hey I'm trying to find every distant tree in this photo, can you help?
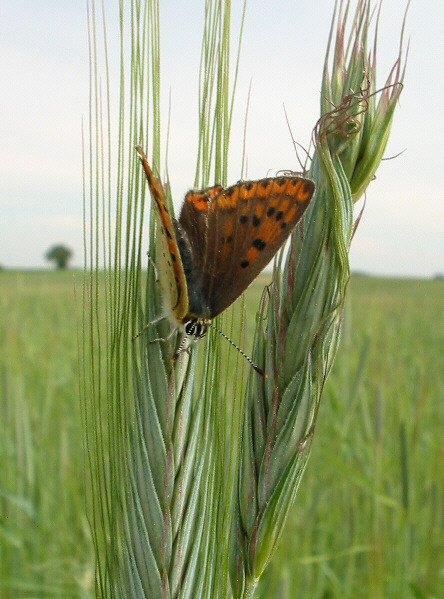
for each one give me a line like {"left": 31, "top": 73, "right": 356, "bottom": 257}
{"left": 45, "top": 244, "right": 73, "bottom": 270}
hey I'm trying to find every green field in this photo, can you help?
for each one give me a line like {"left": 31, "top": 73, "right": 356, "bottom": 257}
{"left": 1, "top": 271, "right": 443, "bottom": 597}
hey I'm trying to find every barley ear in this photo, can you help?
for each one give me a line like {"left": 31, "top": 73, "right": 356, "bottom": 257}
{"left": 83, "top": 0, "right": 249, "bottom": 596}
{"left": 229, "top": 2, "right": 409, "bottom": 596}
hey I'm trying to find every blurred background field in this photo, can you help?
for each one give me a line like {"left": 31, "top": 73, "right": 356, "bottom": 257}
{"left": 1, "top": 270, "right": 443, "bottom": 597}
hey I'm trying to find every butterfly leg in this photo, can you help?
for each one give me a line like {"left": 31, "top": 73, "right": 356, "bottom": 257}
{"left": 132, "top": 314, "right": 168, "bottom": 341}
{"left": 149, "top": 325, "right": 176, "bottom": 344}
{"left": 147, "top": 251, "right": 159, "bottom": 282}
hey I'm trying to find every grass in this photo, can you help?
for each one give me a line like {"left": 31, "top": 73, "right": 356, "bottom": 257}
{"left": 0, "top": 270, "right": 93, "bottom": 597}
{"left": 0, "top": 270, "right": 442, "bottom": 597}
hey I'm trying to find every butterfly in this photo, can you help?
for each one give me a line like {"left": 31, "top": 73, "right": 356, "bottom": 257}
{"left": 135, "top": 146, "right": 315, "bottom": 374}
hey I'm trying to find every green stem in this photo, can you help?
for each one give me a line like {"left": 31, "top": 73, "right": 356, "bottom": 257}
{"left": 243, "top": 578, "right": 258, "bottom": 599}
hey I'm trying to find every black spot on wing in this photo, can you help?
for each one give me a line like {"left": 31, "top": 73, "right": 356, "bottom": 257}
{"left": 252, "top": 238, "right": 266, "bottom": 251}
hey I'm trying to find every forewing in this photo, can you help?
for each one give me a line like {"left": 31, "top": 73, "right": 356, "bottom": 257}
{"left": 202, "top": 176, "right": 315, "bottom": 317}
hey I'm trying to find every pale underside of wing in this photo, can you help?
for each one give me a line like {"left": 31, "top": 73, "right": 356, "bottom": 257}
{"left": 153, "top": 211, "right": 186, "bottom": 321}
{"left": 136, "top": 146, "right": 189, "bottom": 321}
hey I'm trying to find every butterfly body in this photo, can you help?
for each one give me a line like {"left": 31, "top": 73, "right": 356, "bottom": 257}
{"left": 172, "top": 219, "right": 210, "bottom": 321}
{"left": 136, "top": 146, "right": 315, "bottom": 352}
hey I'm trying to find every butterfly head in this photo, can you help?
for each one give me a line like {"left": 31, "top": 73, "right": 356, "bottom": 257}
{"left": 183, "top": 318, "right": 209, "bottom": 340}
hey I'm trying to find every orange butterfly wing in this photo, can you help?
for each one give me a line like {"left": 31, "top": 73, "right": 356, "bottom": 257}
{"left": 201, "top": 176, "right": 315, "bottom": 318}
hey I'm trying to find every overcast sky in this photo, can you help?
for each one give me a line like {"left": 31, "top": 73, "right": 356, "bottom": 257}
{"left": 1, "top": 0, "right": 443, "bottom": 277}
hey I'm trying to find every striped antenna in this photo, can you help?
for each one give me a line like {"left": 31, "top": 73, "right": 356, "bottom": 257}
{"left": 208, "top": 322, "right": 267, "bottom": 378}
{"left": 171, "top": 324, "right": 267, "bottom": 378}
